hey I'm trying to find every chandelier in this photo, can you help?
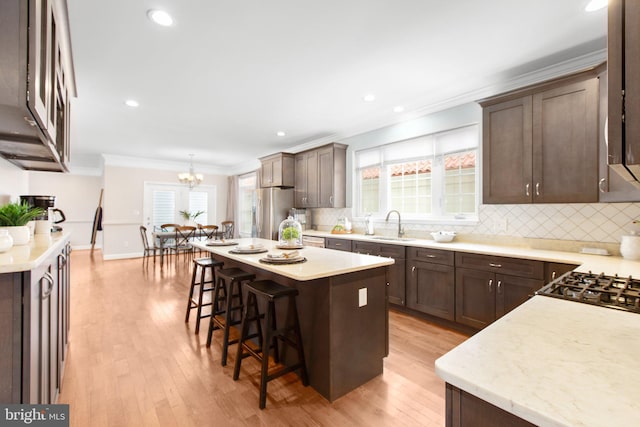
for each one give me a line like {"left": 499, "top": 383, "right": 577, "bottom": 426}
{"left": 178, "top": 154, "right": 204, "bottom": 189}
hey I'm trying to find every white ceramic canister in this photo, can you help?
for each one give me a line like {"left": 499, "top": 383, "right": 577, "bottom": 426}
{"left": 5, "top": 225, "right": 30, "bottom": 245}
{"left": 0, "top": 229, "right": 13, "bottom": 253}
{"left": 620, "top": 235, "right": 640, "bottom": 260}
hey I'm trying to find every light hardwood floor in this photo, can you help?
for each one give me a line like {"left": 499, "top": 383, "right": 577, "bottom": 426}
{"left": 58, "top": 250, "right": 469, "bottom": 426}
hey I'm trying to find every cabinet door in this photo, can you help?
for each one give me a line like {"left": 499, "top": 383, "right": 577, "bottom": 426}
{"left": 261, "top": 159, "right": 274, "bottom": 187}
{"left": 352, "top": 241, "right": 379, "bottom": 255}
{"left": 532, "top": 78, "right": 599, "bottom": 203}
{"left": 27, "top": 0, "right": 50, "bottom": 130}
{"left": 495, "top": 274, "right": 543, "bottom": 319}
{"left": 305, "top": 150, "right": 319, "bottom": 207}
{"left": 45, "top": 0, "right": 59, "bottom": 145}
{"left": 455, "top": 268, "right": 495, "bottom": 329}
{"left": 318, "top": 146, "right": 334, "bottom": 207}
{"left": 407, "top": 260, "right": 454, "bottom": 320}
{"left": 294, "top": 154, "right": 306, "bottom": 206}
{"left": 387, "top": 258, "right": 406, "bottom": 306}
{"left": 482, "top": 96, "right": 533, "bottom": 204}
{"left": 626, "top": 0, "right": 640, "bottom": 177}
{"left": 325, "top": 237, "right": 351, "bottom": 252}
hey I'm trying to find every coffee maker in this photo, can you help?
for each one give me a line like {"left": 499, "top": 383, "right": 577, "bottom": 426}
{"left": 20, "top": 195, "right": 66, "bottom": 233}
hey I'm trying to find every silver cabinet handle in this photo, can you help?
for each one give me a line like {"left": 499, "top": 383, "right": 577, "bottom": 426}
{"left": 551, "top": 271, "right": 557, "bottom": 280}
{"left": 426, "top": 254, "right": 437, "bottom": 258}
{"left": 535, "top": 182, "right": 540, "bottom": 196}
{"left": 411, "top": 266, "right": 416, "bottom": 275}
{"left": 42, "top": 272, "right": 54, "bottom": 299}
{"left": 525, "top": 183, "right": 530, "bottom": 196}
{"left": 488, "top": 279, "right": 493, "bottom": 293}
{"left": 599, "top": 178, "right": 607, "bottom": 193}
{"left": 329, "top": 195, "right": 333, "bottom": 206}
{"left": 489, "top": 263, "right": 502, "bottom": 268}
{"left": 497, "top": 280, "right": 502, "bottom": 294}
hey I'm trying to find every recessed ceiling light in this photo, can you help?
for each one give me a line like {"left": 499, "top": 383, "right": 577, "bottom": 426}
{"left": 276, "top": 131, "right": 286, "bottom": 137}
{"left": 585, "top": 0, "right": 607, "bottom": 12}
{"left": 125, "top": 99, "right": 139, "bottom": 107}
{"left": 393, "top": 106, "right": 405, "bottom": 113}
{"left": 363, "top": 94, "right": 376, "bottom": 102}
{"left": 147, "top": 9, "right": 174, "bottom": 26}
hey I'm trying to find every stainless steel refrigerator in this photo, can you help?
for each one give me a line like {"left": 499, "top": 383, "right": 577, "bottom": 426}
{"left": 253, "top": 187, "right": 294, "bottom": 240}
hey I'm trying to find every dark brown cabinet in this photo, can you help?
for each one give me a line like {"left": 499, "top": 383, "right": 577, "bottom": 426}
{"left": 325, "top": 237, "right": 352, "bottom": 252}
{"left": 294, "top": 143, "right": 347, "bottom": 208}
{"left": 406, "top": 247, "right": 455, "bottom": 320}
{"left": 353, "top": 241, "right": 406, "bottom": 306}
{"left": 0, "top": 240, "right": 70, "bottom": 403}
{"left": 607, "top": 0, "right": 640, "bottom": 189}
{"left": 455, "top": 253, "right": 544, "bottom": 329}
{"left": 0, "top": 0, "right": 75, "bottom": 172}
{"left": 259, "top": 152, "right": 295, "bottom": 187}
{"left": 481, "top": 68, "right": 600, "bottom": 204}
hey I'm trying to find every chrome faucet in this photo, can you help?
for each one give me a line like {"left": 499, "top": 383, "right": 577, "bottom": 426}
{"left": 385, "top": 210, "right": 404, "bottom": 238}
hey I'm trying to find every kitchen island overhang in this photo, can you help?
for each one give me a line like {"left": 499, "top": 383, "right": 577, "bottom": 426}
{"left": 191, "top": 238, "right": 394, "bottom": 402}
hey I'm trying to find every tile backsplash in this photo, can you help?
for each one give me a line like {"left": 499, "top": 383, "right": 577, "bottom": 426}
{"left": 311, "top": 203, "right": 640, "bottom": 247}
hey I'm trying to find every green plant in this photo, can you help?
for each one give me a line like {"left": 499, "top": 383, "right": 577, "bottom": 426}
{"left": 0, "top": 202, "right": 45, "bottom": 226}
{"left": 282, "top": 226, "right": 299, "bottom": 240}
{"left": 179, "top": 210, "right": 205, "bottom": 221}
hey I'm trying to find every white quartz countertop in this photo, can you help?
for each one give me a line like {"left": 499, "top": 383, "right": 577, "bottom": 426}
{"left": 435, "top": 296, "right": 640, "bottom": 427}
{"left": 304, "top": 230, "right": 640, "bottom": 277}
{"left": 191, "top": 237, "right": 393, "bottom": 281}
{"left": 0, "top": 232, "right": 70, "bottom": 273}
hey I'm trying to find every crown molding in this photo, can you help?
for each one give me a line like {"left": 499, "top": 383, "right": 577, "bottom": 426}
{"left": 101, "top": 154, "right": 230, "bottom": 175}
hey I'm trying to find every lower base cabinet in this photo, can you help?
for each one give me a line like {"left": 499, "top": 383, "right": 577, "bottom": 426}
{"left": 352, "top": 241, "right": 406, "bottom": 306}
{"left": 446, "top": 383, "right": 536, "bottom": 427}
{"left": 406, "top": 247, "right": 455, "bottom": 320}
{"left": 0, "top": 240, "right": 70, "bottom": 404}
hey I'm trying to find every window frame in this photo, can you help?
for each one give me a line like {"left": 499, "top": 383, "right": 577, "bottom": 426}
{"left": 354, "top": 124, "right": 480, "bottom": 224}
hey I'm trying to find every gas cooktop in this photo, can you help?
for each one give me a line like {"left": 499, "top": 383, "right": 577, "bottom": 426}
{"left": 536, "top": 271, "right": 640, "bottom": 314}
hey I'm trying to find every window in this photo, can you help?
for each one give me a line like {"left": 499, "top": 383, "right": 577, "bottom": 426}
{"left": 143, "top": 183, "right": 216, "bottom": 230}
{"left": 237, "top": 172, "right": 257, "bottom": 237}
{"left": 355, "top": 124, "right": 479, "bottom": 220}
{"left": 152, "top": 190, "right": 175, "bottom": 228}
{"left": 188, "top": 191, "right": 208, "bottom": 224}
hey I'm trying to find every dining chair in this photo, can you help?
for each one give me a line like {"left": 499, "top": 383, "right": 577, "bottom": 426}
{"left": 174, "top": 226, "right": 197, "bottom": 264}
{"left": 200, "top": 224, "right": 219, "bottom": 240}
{"left": 220, "top": 221, "right": 234, "bottom": 239}
{"left": 139, "top": 225, "right": 164, "bottom": 265}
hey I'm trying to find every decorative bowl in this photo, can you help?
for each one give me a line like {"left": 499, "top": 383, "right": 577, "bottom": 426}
{"left": 431, "top": 231, "right": 456, "bottom": 243}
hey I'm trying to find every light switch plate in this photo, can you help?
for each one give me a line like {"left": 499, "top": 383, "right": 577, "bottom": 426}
{"left": 358, "top": 288, "right": 367, "bottom": 307}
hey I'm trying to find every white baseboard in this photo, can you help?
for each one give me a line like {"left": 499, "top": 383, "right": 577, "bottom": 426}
{"left": 71, "top": 244, "right": 100, "bottom": 250}
{"left": 103, "top": 252, "right": 142, "bottom": 260}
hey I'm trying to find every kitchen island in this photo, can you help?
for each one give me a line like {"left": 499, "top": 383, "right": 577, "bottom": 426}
{"left": 435, "top": 295, "right": 640, "bottom": 427}
{"left": 191, "top": 238, "right": 394, "bottom": 402}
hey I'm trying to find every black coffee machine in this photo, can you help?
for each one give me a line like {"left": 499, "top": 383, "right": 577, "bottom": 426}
{"left": 20, "top": 195, "right": 66, "bottom": 232}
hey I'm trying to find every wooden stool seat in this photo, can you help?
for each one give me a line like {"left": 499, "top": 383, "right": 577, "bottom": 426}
{"left": 233, "top": 280, "right": 308, "bottom": 409}
{"left": 185, "top": 257, "right": 224, "bottom": 334}
{"left": 206, "top": 268, "right": 256, "bottom": 366}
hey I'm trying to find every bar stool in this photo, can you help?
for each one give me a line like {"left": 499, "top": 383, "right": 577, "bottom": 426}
{"left": 185, "top": 257, "right": 224, "bottom": 334}
{"left": 232, "top": 280, "right": 308, "bottom": 409}
{"left": 206, "top": 267, "right": 256, "bottom": 366}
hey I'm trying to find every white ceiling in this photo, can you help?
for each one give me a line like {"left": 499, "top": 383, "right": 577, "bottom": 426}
{"left": 66, "top": 0, "right": 607, "bottom": 174}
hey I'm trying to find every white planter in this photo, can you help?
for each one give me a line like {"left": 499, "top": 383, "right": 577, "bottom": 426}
{"left": 2, "top": 225, "right": 31, "bottom": 245}
{"left": 0, "top": 229, "right": 13, "bottom": 253}
{"left": 620, "top": 235, "right": 640, "bottom": 260}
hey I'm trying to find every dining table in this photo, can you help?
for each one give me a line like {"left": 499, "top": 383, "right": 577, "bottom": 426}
{"left": 153, "top": 229, "right": 212, "bottom": 267}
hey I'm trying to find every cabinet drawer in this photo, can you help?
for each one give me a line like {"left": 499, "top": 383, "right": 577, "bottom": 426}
{"left": 325, "top": 238, "right": 352, "bottom": 252}
{"left": 352, "top": 241, "right": 379, "bottom": 255}
{"left": 407, "top": 246, "right": 454, "bottom": 266}
{"left": 455, "top": 252, "right": 544, "bottom": 280}
{"left": 378, "top": 243, "right": 405, "bottom": 260}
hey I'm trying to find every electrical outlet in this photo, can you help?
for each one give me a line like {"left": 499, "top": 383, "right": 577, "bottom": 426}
{"left": 358, "top": 288, "right": 367, "bottom": 307}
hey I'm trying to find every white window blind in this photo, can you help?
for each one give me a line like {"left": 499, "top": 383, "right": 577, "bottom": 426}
{"left": 152, "top": 190, "right": 175, "bottom": 228}
{"left": 188, "top": 191, "right": 208, "bottom": 224}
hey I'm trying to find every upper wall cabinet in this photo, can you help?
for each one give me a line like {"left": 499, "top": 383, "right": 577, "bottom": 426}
{"left": 259, "top": 152, "right": 295, "bottom": 187}
{"left": 607, "top": 0, "right": 640, "bottom": 191}
{"left": 294, "top": 143, "right": 347, "bottom": 208}
{"left": 0, "top": 0, "right": 75, "bottom": 172}
{"left": 480, "top": 67, "right": 600, "bottom": 204}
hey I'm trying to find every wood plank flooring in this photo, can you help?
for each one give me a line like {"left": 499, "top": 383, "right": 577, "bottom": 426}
{"left": 58, "top": 250, "right": 469, "bottom": 426}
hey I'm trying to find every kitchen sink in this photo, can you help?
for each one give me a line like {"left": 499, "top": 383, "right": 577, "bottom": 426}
{"left": 371, "top": 236, "right": 415, "bottom": 242}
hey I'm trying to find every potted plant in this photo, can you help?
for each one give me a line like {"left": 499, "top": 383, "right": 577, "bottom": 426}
{"left": 179, "top": 209, "right": 205, "bottom": 225}
{"left": 282, "top": 226, "right": 300, "bottom": 246}
{"left": 0, "top": 202, "right": 45, "bottom": 245}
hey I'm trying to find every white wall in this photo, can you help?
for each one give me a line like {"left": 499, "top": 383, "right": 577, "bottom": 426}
{"left": 27, "top": 171, "right": 103, "bottom": 249}
{"left": 0, "top": 157, "right": 29, "bottom": 204}
{"left": 102, "top": 165, "right": 229, "bottom": 259}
